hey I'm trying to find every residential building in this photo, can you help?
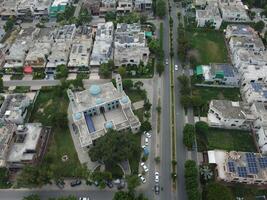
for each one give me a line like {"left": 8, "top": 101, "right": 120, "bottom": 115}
{"left": 68, "top": 26, "right": 93, "bottom": 72}
{"left": 208, "top": 100, "right": 255, "bottom": 129}
{"left": 90, "top": 22, "right": 114, "bottom": 66}
{"left": 114, "top": 23, "right": 149, "bottom": 66}
{"left": 225, "top": 24, "right": 257, "bottom": 39}
{"left": 67, "top": 74, "right": 141, "bottom": 148}
{"left": 117, "top": 0, "right": 133, "bottom": 15}
{"left": 133, "top": 0, "right": 152, "bottom": 11}
{"left": 0, "top": 94, "right": 32, "bottom": 125}
{"left": 25, "top": 42, "right": 51, "bottom": 68}
{"left": 99, "top": 0, "right": 116, "bottom": 17}
{"left": 7, "top": 123, "right": 48, "bottom": 169}
{"left": 49, "top": 0, "right": 72, "bottom": 18}
{"left": 195, "top": 63, "right": 239, "bottom": 86}
{"left": 0, "top": 0, "right": 18, "bottom": 18}
{"left": 32, "top": 0, "right": 52, "bottom": 17}
{"left": 0, "top": 43, "right": 9, "bottom": 68}
{"left": 241, "top": 82, "right": 267, "bottom": 104}
{"left": 239, "top": 65, "right": 267, "bottom": 87}
{"left": 219, "top": 4, "right": 249, "bottom": 22}
{"left": 83, "top": 0, "right": 100, "bottom": 16}
{"left": 0, "top": 27, "right": 6, "bottom": 41}
{"left": 46, "top": 42, "right": 71, "bottom": 74}
{"left": 208, "top": 150, "right": 267, "bottom": 185}
{"left": 16, "top": 0, "right": 34, "bottom": 19}
{"left": 55, "top": 24, "right": 76, "bottom": 43}
{"left": 195, "top": 2, "right": 222, "bottom": 29}
{"left": 0, "top": 123, "right": 17, "bottom": 167}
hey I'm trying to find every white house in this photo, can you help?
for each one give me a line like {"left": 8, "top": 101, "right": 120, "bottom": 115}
{"left": 241, "top": 82, "right": 267, "bottom": 104}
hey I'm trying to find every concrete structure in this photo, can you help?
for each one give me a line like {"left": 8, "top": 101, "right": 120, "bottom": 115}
{"left": 207, "top": 100, "right": 255, "bottom": 129}
{"left": 49, "top": 0, "right": 72, "bottom": 18}
{"left": 241, "top": 82, "right": 267, "bottom": 104}
{"left": 46, "top": 42, "right": 71, "bottom": 74}
{"left": 68, "top": 26, "right": 93, "bottom": 72}
{"left": 0, "top": 124, "right": 17, "bottom": 167}
{"left": 0, "top": 43, "right": 9, "bottom": 68}
{"left": 99, "top": 0, "right": 116, "bottom": 17}
{"left": 195, "top": 63, "right": 239, "bottom": 86}
{"left": 16, "top": 0, "right": 34, "bottom": 19}
{"left": 7, "top": 123, "right": 48, "bottom": 168}
{"left": 55, "top": 24, "right": 76, "bottom": 43}
{"left": 114, "top": 23, "right": 149, "bottom": 66}
{"left": 133, "top": 0, "right": 152, "bottom": 11}
{"left": 0, "top": 27, "right": 6, "bottom": 41}
{"left": 90, "top": 22, "right": 114, "bottom": 66}
{"left": 117, "top": 0, "right": 133, "bottom": 15}
{"left": 239, "top": 65, "right": 267, "bottom": 87}
{"left": 25, "top": 42, "right": 51, "bottom": 68}
{"left": 0, "top": 0, "right": 18, "bottom": 18}
{"left": 225, "top": 24, "right": 257, "bottom": 40}
{"left": 208, "top": 150, "right": 267, "bottom": 185}
{"left": 32, "top": 0, "right": 52, "bottom": 17}
{"left": 195, "top": 2, "right": 222, "bottom": 29}
{"left": 67, "top": 74, "right": 141, "bottom": 148}
{"left": 83, "top": 0, "right": 100, "bottom": 16}
{"left": 219, "top": 3, "right": 249, "bottom": 22}
{"left": 0, "top": 94, "right": 32, "bottom": 125}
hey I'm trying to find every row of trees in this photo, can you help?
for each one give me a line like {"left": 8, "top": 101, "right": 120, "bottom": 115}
{"left": 113, "top": 191, "right": 148, "bottom": 200}
{"left": 183, "top": 124, "right": 196, "bottom": 149}
{"left": 23, "top": 194, "right": 77, "bottom": 200}
{"left": 57, "top": 6, "right": 91, "bottom": 25}
{"left": 184, "top": 160, "right": 201, "bottom": 200}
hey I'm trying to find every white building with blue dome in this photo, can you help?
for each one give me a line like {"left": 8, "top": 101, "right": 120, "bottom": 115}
{"left": 67, "top": 74, "right": 141, "bottom": 148}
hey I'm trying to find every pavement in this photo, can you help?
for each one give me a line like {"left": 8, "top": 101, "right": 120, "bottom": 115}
{"left": 3, "top": 80, "right": 61, "bottom": 87}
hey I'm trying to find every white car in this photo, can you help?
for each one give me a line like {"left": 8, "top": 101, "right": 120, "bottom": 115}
{"left": 79, "top": 198, "right": 90, "bottom": 200}
{"left": 144, "top": 131, "right": 151, "bottom": 138}
{"left": 145, "top": 138, "right": 149, "bottom": 146}
{"left": 155, "top": 172, "right": 160, "bottom": 183}
{"left": 138, "top": 174, "right": 146, "bottom": 184}
{"left": 175, "top": 65, "right": 178, "bottom": 71}
{"left": 165, "top": 59, "right": 169, "bottom": 65}
{"left": 142, "top": 145, "right": 146, "bottom": 149}
{"left": 141, "top": 162, "right": 149, "bottom": 172}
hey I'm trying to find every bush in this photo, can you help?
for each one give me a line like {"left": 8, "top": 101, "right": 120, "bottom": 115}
{"left": 183, "top": 124, "right": 196, "bottom": 149}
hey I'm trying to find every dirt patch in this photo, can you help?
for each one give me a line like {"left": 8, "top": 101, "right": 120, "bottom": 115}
{"left": 188, "top": 49, "right": 201, "bottom": 63}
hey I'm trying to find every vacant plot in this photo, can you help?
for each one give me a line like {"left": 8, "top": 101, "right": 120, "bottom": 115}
{"left": 206, "top": 128, "right": 256, "bottom": 152}
{"left": 187, "top": 29, "right": 229, "bottom": 65}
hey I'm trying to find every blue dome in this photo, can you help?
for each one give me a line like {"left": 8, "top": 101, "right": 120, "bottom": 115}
{"left": 89, "top": 85, "right": 101, "bottom": 96}
{"left": 105, "top": 121, "right": 113, "bottom": 129}
{"left": 95, "top": 98, "right": 104, "bottom": 105}
{"left": 74, "top": 112, "right": 82, "bottom": 120}
{"left": 121, "top": 96, "right": 129, "bottom": 104}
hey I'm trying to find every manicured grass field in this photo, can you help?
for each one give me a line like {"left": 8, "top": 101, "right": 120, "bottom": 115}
{"left": 206, "top": 128, "right": 256, "bottom": 152}
{"left": 187, "top": 29, "right": 229, "bottom": 65}
{"left": 127, "top": 89, "right": 147, "bottom": 103}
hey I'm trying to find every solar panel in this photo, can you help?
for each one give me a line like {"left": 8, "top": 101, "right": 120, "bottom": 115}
{"left": 246, "top": 153, "right": 256, "bottom": 162}
{"left": 237, "top": 167, "right": 247, "bottom": 177}
{"left": 228, "top": 161, "right": 235, "bottom": 172}
{"left": 248, "top": 162, "right": 258, "bottom": 174}
{"left": 220, "top": 64, "right": 234, "bottom": 77}
{"left": 259, "top": 157, "right": 267, "bottom": 168}
{"left": 251, "top": 82, "right": 262, "bottom": 92}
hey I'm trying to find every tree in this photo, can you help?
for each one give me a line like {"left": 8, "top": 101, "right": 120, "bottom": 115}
{"left": 0, "top": 77, "right": 3, "bottom": 93}
{"left": 183, "top": 124, "right": 196, "bottom": 149}
{"left": 178, "top": 75, "right": 191, "bottom": 95}
{"left": 99, "top": 63, "right": 112, "bottom": 78}
{"left": 89, "top": 130, "right": 140, "bottom": 165}
{"left": 154, "top": 156, "right": 160, "bottom": 163}
{"left": 23, "top": 194, "right": 40, "bottom": 200}
{"left": 56, "top": 5, "right": 75, "bottom": 22}
{"left": 140, "top": 121, "right": 152, "bottom": 132}
{"left": 122, "top": 79, "right": 133, "bottom": 91}
{"left": 148, "top": 39, "right": 161, "bottom": 55}
{"left": 77, "top": 8, "right": 92, "bottom": 25}
{"left": 118, "top": 66, "right": 126, "bottom": 78}
{"left": 134, "top": 81, "right": 143, "bottom": 90}
{"left": 206, "top": 183, "right": 234, "bottom": 200}
{"left": 140, "top": 14, "right": 147, "bottom": 24}
{"left": 156, "top": 60, "right": 164, "bottom": 75}
{"left": 91, "top": 171, "right": 112, "bottom": 189}
{"left": 191, "top": 95, "right": 205, "bottom": 108}
{"left": 156, "top": 0, "right": 166, "bottom": 18}
{"left": 105, "top": 11, "right": 116, "bottom": 22}
{"left": 126, "top": 175, "right": 140, "bottom": 192}
{"left": 0, "top": 167, "right": 11, "bottom": 188}
{"left": 195, "top": 121, "right": 209, "bottom": 136}
{"left": 56, "top": 65, "right": 68, "bottom": 79}
{"left": 254, "top": 20, "right": 265, "bottom": 32}
{"left": 180, "top": 95, "right": 192, "bottom": 108}
{"left": 143, "top": 100, "right": 152, "bottom": 111}
{"left": 113, "top": 191, "right": 135, "bottom": 200}
{"left": 4, "top": 16, "right": 15, "bottom": 32}
{"left": 200, "top": 165, "right": 213, "bottom": 182}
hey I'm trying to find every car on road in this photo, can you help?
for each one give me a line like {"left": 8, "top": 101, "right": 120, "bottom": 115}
{"left": 155, "top": 172, "right": 159, "bottom": 183}
{"left": 138, "top": 174, "right": 146, "bottom": 184}
{"left": 141, "top": 162, "right": 149, "bottom": 172}
{"left": 165, "top": 59, "right": 169, "bottom": 65}
{"left": 145, "top": 137, "right": 149, "bottom": 146}
{"left": 144, "top": 131, "right": 151, "bottom": 138}
{"left": 175, "top": 65, "right": 178, "bottom": 71}
{"left": 70, "top": 179, "right": 82, "bottom": 187}
{"left": 79, "top": 198, "right": 90, "bottom": 200}
{"left": 155, "top": 184, "right": 160, "bottom": 195}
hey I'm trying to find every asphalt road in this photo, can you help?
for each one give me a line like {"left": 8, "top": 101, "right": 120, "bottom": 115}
{"left": 0, "top": 190, "right": 115, "bottom": 200}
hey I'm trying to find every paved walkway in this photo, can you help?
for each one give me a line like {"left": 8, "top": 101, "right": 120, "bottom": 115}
{"left": 132, "top": 100, "right": 144, "bottom": 110}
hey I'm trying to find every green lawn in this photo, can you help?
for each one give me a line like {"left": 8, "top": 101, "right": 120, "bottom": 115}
{"left": 187, "top": 29, "right": 229, "bottom": 65}
{"left": 126, "top": 89, "right": 147, "bottom": 103}
{"left": 206, "top": 128, "right": 256, "bottom": 152}
{"left": 192, "top": 86, "right": 241, "bottom": 116}
{"left": 13, "top": 86, "right": 30, "bottom": 93}
{"left": 133, "top": 108, "right": 144, "bottom": 123}
{"left": 30, "top": 88, "right": 83, "bottom": 178}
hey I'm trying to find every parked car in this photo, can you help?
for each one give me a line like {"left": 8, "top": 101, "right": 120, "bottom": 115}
{"left": 141, "top": 162, "right": 149, "bottom": 172}
{"left": 175, "top": 65, "right": 178, "bottom": 71}
{"left": 145, "top": 138, "right": 149, "bottom": 146}
{"left": 138, "top": 174, "right": 146, "bottom": 184}
{"left": 106, "top": 180, "right": 113, "bottom": 188}
{"left": 144, "top": 131, "right": 151, "bottom": 138}
{"left": 79, "top": 198, "right": 90, "bottom": 200}
{"left": 155, "top": 172, "right": 159, "bottom": 183}
{"left": 155, "top": 184, "right": 160, "bottom": 195}
{"left": 56, "top": 179, "right": 65, "bottom": 189}
{"left": 70, "top": 179, "right": 82, "bottom": 187}
{"left": 142, "top": 145, "right": 146, "bottom": 149}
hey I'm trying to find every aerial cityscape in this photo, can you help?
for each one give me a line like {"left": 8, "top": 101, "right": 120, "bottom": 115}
{"left": 0, "top": 0, "right": 266, "bottom": 199}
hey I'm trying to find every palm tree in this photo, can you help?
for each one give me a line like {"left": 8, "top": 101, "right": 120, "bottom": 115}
{"left": 200, "top": 165, "right": 213, "bottom": 181}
